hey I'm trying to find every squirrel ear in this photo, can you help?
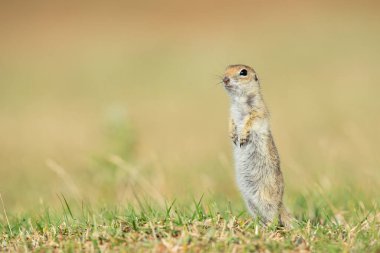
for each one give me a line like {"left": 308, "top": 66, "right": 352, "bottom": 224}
{"left": 254, "top": 74, "right": 259, "bottom": 82}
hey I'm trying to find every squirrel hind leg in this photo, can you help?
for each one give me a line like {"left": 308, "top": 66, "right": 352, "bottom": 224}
{"left": 247, "top": 199, "right": 280, "bottom": 226}
{"left": 279, "top": 206, "right": 296, "bottom": 229}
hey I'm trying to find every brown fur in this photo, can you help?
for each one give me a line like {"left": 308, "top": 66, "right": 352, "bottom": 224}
{"left": 240, "top": 109, "right": 267, "bottom": 146}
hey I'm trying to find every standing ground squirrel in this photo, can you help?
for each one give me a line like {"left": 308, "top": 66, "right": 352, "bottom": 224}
{"left": 222, "top": 64, "right": 293, "bottom": 228}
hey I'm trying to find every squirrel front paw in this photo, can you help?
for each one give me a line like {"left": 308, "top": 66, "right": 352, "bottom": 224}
{"left": 231, "top": 133, "right": 238, "bottom": 145}
{"left": 239, "top": 130, "right": 251, "bottom": 147}
{"left": 229, "top": 119, "right": 238, "bottom": 146}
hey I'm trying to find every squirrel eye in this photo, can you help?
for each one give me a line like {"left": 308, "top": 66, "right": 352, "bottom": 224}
{"left": 239, "top": 69, "right": 248, "bottom": 76}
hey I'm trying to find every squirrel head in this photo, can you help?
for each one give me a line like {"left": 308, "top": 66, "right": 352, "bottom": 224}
{"left": 222, "top": 64, "right": 260, "bottom": 97}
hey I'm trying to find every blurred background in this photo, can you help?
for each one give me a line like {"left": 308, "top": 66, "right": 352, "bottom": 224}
{"left": 0, "top": 0, "right": 379, "bottom": 212}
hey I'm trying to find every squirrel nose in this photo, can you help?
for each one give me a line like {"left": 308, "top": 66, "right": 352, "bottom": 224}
{"left": 223, "top": 76, "right": 230, "bottom": 84}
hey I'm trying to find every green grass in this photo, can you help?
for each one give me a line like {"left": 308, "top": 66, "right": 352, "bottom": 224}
{"left": 1, "top": 195, "right": 379, "bottom": 252}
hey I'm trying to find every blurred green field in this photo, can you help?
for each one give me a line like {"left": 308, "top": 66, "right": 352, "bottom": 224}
{"left": 0, "top": 1, "right": 380, "bottom": 251}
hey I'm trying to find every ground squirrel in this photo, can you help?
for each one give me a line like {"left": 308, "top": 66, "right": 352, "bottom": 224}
{"left": 222, "top": 64, "right": 293, "bottom": 228}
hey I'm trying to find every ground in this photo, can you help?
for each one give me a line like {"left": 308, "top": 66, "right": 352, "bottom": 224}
{"left": 1, "top": 194, "right": 379, "bottom": 252}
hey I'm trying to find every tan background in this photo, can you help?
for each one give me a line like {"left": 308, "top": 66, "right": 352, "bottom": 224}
{"left": 0, "top": 0, "right": 379, "bottom": 210}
